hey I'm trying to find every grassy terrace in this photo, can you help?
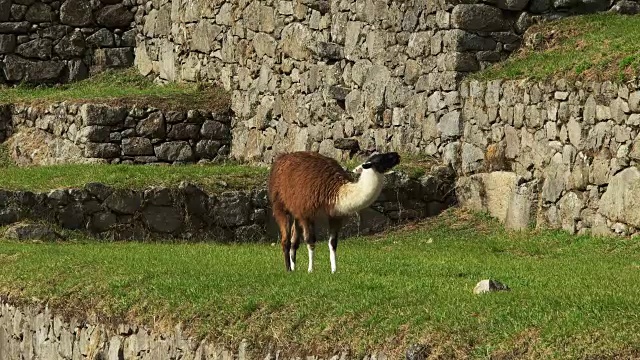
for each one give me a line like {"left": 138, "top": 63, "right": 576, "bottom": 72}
{"left": 0, "top": 162, "right": 270, "bottom": 193}
{"left": 0, "top": 69, "right": 230, "bottom": 112}
{"left": 474, "top": 13, "right": 640, "bottom": 82}
{"left": 0, "top": 147, "right": 436, "bottom": 192}
{"left": 2, "top": 210, "right": 640, "bottom": 359}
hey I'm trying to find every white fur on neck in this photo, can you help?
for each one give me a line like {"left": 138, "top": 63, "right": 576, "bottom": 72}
{"left": 334, "top": 168, "right": 385, "bottom": 216}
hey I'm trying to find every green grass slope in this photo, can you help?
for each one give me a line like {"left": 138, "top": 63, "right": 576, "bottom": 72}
{"left": 0, "top": 163, "right": 269, "bottom": 193}
{"left": 2, "top": 210, "right": 640, "bottom": 359}
{"left": 0, "top": 69, "right": 229, "bottom": 112}
{"left": 474, "top": 13, "right": 640, "bottom": 82}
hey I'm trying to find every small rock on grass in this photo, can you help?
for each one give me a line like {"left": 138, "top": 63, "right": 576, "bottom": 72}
{"left": 473, "top": 279, "right": 510, "bottom": 294}
{"left": 4, "top": 223, "right": 61, "bottom": 241}
{"left": 406, "top": 343, "right": 430, "bottom": 360}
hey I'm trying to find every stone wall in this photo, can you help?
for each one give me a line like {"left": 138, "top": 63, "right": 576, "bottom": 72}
{"left": 135, "top": 0, "right": 634, "bottom": 164}
{"left": 0, "top": 0, "right": 138, "bottom": 84}
{"left": 136, "top": 0, "right": 530, "bottom": 163}
{"left": 1, "top": 102, "right": 232, "bottom": 165}
{"left": 0, "top": 166, "right": 456, "bottom": 241}
{"left": 0, "top": 301, "right": 378, "bottom": 360}
{"left": 454, "top": 79, "right": 640, "bottom": 237}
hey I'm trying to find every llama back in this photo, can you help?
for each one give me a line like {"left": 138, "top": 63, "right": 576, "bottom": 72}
{"left": 268, "top": 151, "right": 352, "bottom": 218}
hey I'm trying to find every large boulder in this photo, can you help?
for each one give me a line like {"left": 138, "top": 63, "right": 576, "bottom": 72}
{"left": 81, "top": 104, "right": 127, "bottom": 126}
{"left": 451, "top": 4, "right": 509, "bottom": 32}
{"left": 96, "top": 4, "right": 134, "bottom": 28}
{"left": 4, "top": 223, "right": 61, "bottom": 241}
{"left": 60, "top": 0, "right": 94, "bottom": 26}
{"left": 598, "top": 167, "right": 640, "bottom": 228}
{"left": 456, "top": 171, "right": 521, "bottom": 223}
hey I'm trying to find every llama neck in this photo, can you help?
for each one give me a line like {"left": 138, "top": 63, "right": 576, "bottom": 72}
{"left": 333, "top": 169, "right": 385, "bottom": 216}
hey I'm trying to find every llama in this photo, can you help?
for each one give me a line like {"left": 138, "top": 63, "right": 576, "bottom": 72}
{"left": 268, "top": 151, "right": 401, "bottom": 273}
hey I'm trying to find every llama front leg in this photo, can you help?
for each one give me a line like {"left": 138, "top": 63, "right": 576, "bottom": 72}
{"left": 328, "top": 217, "right": 342, "bottom": 274}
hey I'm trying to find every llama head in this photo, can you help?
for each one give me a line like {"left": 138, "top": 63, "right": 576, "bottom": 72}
{"left": 353, "top": 152, "right": 401, "bottom": 175}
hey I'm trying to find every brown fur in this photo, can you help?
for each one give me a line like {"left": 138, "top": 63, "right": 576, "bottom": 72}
{"left": 268, "top": 151, "right": 353, "bottom": 271}
{"left": 268, "top": 151, "right": 352, "bottom": 219}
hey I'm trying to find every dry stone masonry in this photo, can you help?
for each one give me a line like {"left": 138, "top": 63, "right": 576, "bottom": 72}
{"left": 0, "top": 0, "right": 138, "bottom": 84}
{"left": 0, "top": 166, "right": 456, "bottom": 241}
{"left": 136, "top": 0, "right": 531, "bottom": 163}
{"left": 135, "top": 0, "right": 635, "bottom": 164}
{"left": 455, "top": 79, "right": 640, "bottom": 237}
{"left": 1, "top": 102, "right": 232, "bottom": 165}
{"left": 0, "top": 301, "right": 387, "bottom": 360}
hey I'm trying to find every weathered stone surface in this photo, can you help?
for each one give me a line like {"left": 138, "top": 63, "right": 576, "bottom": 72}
{"left": 488, "top": 0, "right": 530, "bottom": 10}
{"left": 58, "top": 203, "right": 85, "bottom": 229}
{"left": 96, "top": 4, "right": 134, "bottom": 28}
{"left": 81, "top": 104, "right": 127, "bottom": 126}
{"left": 0, "top": 22, "right": 30, "bottom": 33}
{"left": 122, "top": 137, "right": 154, "bottom": 156}
{"left": 60, "top": 0, "right": 93, "bottom": 26}
{"left": 610, "top": 0, "right": 640, "bottom": 14}
{"left": 84, "top": 143, "right": 120, "bottom": 158}
{"left": 281, "top": 23, "right": 312, "bottom": 60}
{"left": 451, "top": 4, "right": 509, "bottom": 32}
{"left": 104, "top": 190, "right": 142, "bottom": 215}
{"left": 16, "top": 39, "right": 52, "bottom": 59}
{"left": 4, "top": 223, "right": 60, "bottom": 241}
{"left": 88, "top": 211, "right": 117, "bottom": 232}
{"left": 201, "top": 121, "right": 230, "bottom": 140}
{"left": 4, "top": 55, "right": 64, "bottom": 83}
{"left": 461, "top": 143, "right": 484, "bottom": 174}
{"left": 438, "top": 111, "right": 462, "bottom": 138}
{"left": 0, "top": 34, "right": 16, "bottom": 54}
{"left": 86, "top": 28, "right": 115, "bottom": 47}
{"left": 599, "top": 167, "right": 640, "bottom": 228}
{"left": 79, "top": 126, "right": 110, "bottom": 142}
{"left": 136, "top": 112, "right": 166, "bottom": 138}
{"left": 505, "top": 180, "right": 539, "bottom": 230}
{"left": 155, "top": 141, "right": 194, "bottom": 162}
{"left": 446, "top": 29, "right": 497, "bottom": 51}
{"left": 94, "top": 48, "right": 135, "bottom": 68}
{"left": 191, "top": 21, "right": 222, "bottom": 53}
{"left": 195, "top": 140, "right": 222, "bottom": 159}
{"left": 24, "top": 3, "right": 53, "bottom": 23}
{"left": 168, "top": 123, "right": 200, "bottom": 140}
{"left": 406, "top": 344, "right": 431, "bottom": 360}
{"left": 213, "top": 192, "right": 250, "bottom": 227}
{"left": 54, "top": 32, "right": 85, "bottom": 58}
{"left": 457, "top": 172, "right": 519, "bottom": 223}
{"left": 65, "top": 59, "right": 89, "bottom": 83}
{"left": 541, "top": 153, "right": 567, "bottom": 203}
{"left": 473, "top": 279, "right": 510, "bottom": 294}
{"left": 0, "top": 0, "right": 10, "bottom": 22}
{"left": 143, "top": 206, "right": 184, "bottom": 233}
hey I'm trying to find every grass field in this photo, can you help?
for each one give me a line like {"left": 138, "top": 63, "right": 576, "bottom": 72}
{"left": 0, "top": 151, "right": 436, "bottom": 193}
{"left": 474, "top": 13, "right": 640, "bottom": 82}
{"left": 0, "top": 69, "right": 229, "bottom": 112}
{"left": 1, "top": 209, "right": 640, "bottom": 359}
{"left": 0, "top": 163, "right": 270, "bottom": 193}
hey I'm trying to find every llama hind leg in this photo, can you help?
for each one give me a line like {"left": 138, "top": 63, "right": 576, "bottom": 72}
{"left": 328, "top": 217, "right": 342, "bottom": 274}
{"left": 273, "top": 202, "right": 292, "bottom": 271}
{"left": 298, "top": 218, "right": 316, "bottom": 273}
{"left": 289, "top": 220, "right": 300, "bottom": 271}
